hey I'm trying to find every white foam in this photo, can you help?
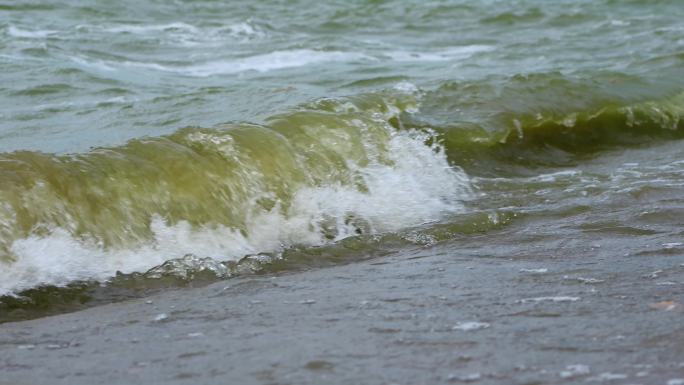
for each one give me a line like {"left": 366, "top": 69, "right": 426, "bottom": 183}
{"left": 70, "top": 56, "right": 116, "bottom": 72}
{"left": 518, "top": 296, "right": 581, "bottom": 303}
{"left": 452, "top": 322, "right": 490, "bottom": 331}
{"left": 384, "top": 45, "right": 494, "bottom": 62}
{"left": 76, "top": 21, "right": 267, "bottom": 49}
{"left": 225, "top": 22, "right": 264, "bottom": 38}
{"left": 609, "top": 20, "right": 630, "bottom": 27}
{"left": 181, "top": 49, "right": 374, "bottom": 76}
{"left": 393, "top": 81, "right": 419, "bottom": 93}
{"left": 559, "top": 364, "right": 590, "bottom": 379}
{"left": 102, "top": 22, "right": 264, "bottom": 40}
{"left": 587, "top": 373, "right": 627, "bottom": 382}
{"left": 103, "top": 23, "right": 199, "bottom": 34}
{"left": 70, "top": 49, "right": 374, "bottom": 77}
{"left": 7, "top": 26, "right": 58, "bottom": 39}
{"left": 0, "top": 129, "right": 470, "bottom": 295}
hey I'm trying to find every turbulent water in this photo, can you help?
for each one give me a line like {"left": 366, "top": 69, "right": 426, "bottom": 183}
{"left": 1, "top": 0, "right": 684, "bottom": 317}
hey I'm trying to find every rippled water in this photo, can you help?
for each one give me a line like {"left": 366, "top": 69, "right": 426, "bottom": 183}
{"left": 1, "top": 0, "right": 683, "bottom": 319}
{"left": 3, "top": 0, "right": 682, "bottom": 152}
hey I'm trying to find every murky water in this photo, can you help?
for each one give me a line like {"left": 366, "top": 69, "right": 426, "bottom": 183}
{"left": 1, "top": 0, "right": 683, "bottom": 332}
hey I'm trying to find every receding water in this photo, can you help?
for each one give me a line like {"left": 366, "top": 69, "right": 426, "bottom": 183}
{"left": 1, "top": 0, "right": 684, "bottom": 320}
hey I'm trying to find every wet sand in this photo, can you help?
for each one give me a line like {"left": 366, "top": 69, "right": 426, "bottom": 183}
{"left": 1, "top": 228, "right": 683, "bottom": 385}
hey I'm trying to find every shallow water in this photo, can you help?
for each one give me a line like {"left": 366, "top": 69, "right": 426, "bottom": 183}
{"left": 1, "top": 0, "right": 684, "bottom": 319}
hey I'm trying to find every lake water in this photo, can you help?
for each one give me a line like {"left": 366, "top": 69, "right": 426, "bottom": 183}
{"left": 1, "top": 0, "right": 683, "bottom": 320}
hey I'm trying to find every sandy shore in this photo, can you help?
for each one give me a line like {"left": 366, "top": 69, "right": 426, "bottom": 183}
{"left": 1, "top": 229, "right": 683, "bottom": 385}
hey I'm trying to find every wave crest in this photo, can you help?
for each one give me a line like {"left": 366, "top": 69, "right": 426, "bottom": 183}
{"left": 0, "top": 93, "right": 471, "bottom": 295}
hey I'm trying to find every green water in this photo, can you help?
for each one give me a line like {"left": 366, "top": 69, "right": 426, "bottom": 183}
{"left": 1, "top": 0, "right": 684, "bottom": 318}
{"left": 3, "top": 0, "right": 683, "bottom": 152}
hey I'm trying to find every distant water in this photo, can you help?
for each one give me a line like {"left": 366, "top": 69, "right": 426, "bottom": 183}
{"left": 1, "top": 0, "right": 683, "bottom": 308}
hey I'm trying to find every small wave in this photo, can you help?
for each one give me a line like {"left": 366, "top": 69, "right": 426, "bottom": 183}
{"left": 6, "top": 25, "right": 58, "bottom": 39}
{"left": 73, "top": 46, "right": 488, "bottom": 77}
{"left": 393, "top": 81, "right": 420, "bottom": 93}
{"left": 103, "top": 22, "right": 200, "bottom": 34}
{"left": 184, "top": 49, "right": 374, "bottom": 76}
{"left": 480, "top": 8, "right": 545, "bottom": 25}
{"left": 224, "top": 21, "right": 265, "bottom": 38}
{"left": 86, "top": 21, "right": 267, "bottom": 46}
{"left": 395, "top": 73, "right": 684, "bottom": 173}
{"left": 384, "top": 45, "right": 494, "bottom": 62}
{"left": 81, "top": 49, "right": 375, "bottom": 77}
{"left": 69, "top": 56, "right": 117, "bottom": 72}
{"left": 69, "top": 45, "right": 487, "bottom": 77}
{"left": 11, "top": 83, "right": 77, "bottom": 96}
{"left": 427, "top": 93, "right": 684, "bottom": 173}
{"left": 101, "top": 21, "right": 264, "bottom": 39}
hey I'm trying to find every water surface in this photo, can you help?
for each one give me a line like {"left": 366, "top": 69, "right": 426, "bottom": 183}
{"left": 1, "top": 0, "right": 683, "bottom": 319}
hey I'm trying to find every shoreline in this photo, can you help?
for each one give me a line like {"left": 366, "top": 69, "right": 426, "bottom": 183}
{"left": 1, "top": 234, "right": 683, "bottom": 385}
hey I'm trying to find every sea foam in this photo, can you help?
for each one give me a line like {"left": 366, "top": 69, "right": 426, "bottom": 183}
{"left": 0, "top": 127, "right": 470, "bottom": 295}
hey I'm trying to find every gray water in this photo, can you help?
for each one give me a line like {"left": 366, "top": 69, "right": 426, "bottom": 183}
{"left": 1, "top": 0, "right": 684, "bottom": 326}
